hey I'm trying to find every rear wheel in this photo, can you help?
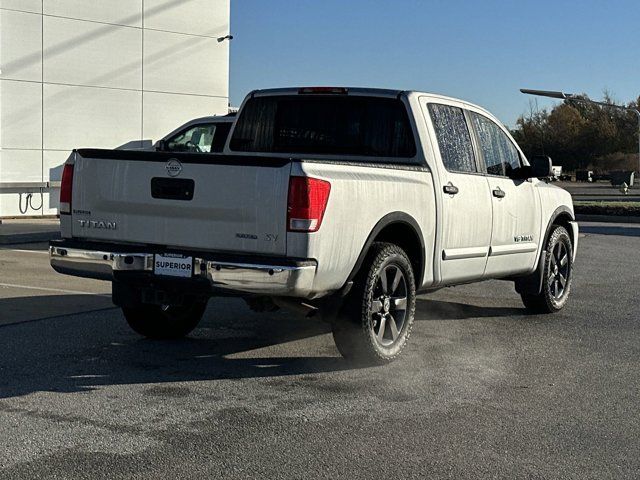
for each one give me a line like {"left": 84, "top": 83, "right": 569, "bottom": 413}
{"left": 332, "top": 242, "right": 416, "bottom": 365}
{"left": 122, "top": 301, "right": 207, "bottom": 339}
{"left": 521, "top": 225, "right": 573, "bottom": 313}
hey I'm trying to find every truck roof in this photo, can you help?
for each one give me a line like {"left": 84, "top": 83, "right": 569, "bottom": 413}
{"left": 182, "top": 112, "right": 236, "bottom": 124}
{"left": 251, "top": 86, "right": 405, "bottom": 98}
{"left": 249, "top": 87, "right": 496, "bottom": 121}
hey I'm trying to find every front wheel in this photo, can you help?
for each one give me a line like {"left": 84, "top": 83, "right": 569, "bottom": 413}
{"left": 122, "top": 301, "right": 208, "bottom": 339}
{"left": 332, "top": 242, "right": 416, "bottom": 365}
{"left": 521, "top": 225, "right": 573, "bottom": 313}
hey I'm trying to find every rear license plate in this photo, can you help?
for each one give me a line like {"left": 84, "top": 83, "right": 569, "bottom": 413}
{"left": 154, "top": 253, "right": 193, "bottom": 278}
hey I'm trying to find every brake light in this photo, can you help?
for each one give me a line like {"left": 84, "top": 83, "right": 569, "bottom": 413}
{"left": 59, "top": 163, "right": 74, "bottom": 214}
{"left": 287, "top": 177, "right": 331, "bottom": 232}
{"left": 298, "top": 87, "right": 348, "bottom": 95}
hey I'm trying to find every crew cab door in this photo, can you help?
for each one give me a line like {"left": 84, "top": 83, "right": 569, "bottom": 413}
{"left": 423, "top": 101, "right": 493, "bottom": 284}
{"left": 467, "top": 112, "right": 541, "bottom": 277}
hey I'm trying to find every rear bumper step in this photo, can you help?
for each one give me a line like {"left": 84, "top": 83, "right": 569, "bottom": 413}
{"left": 50, "top": 242, "right": 316, "bottom": 297}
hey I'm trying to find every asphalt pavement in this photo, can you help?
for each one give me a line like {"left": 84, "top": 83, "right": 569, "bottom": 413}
{"left": 0, "top": 219, "right": 60, "bottom": 244}
{"left": 0, "top": 223, "right": 638, "bottom": 479}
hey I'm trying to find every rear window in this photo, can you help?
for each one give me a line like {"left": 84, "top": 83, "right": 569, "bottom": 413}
{"left": 229, "top": 95, "right": 416, "bottom": 159}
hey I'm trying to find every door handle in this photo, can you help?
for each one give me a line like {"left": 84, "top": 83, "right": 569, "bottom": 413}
{"left": 443, "top": 183, "right": 459, "bottom": 195}
{"left": 492, "top": 187, "right": 505, "bottom": 198}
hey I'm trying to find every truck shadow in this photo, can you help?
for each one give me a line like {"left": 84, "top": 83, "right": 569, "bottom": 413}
{"left": 416, "top": 298, "right": 525, "bottom": 320}
{"left": 0, "top": 295, "right": 348, "bottom": 399}
{"left": 0, "top": 294, "right": 526, "bottom": 399}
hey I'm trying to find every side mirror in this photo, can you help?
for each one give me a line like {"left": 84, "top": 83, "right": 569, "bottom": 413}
{"left": 528, "top": 155, "right": 553, "bottom": 178}
{"left": 155, "top": 140, "right": 166, "bottom": 151}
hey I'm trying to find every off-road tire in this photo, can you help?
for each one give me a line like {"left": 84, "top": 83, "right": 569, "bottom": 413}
{"left": 521, "top": 225, "right": 573, "bottom": 314}
{"left": 332, "top": 242, "right": 416, "bottom": 365}
{"left": 122, "top": 301, "right": 208, "bottom": 339}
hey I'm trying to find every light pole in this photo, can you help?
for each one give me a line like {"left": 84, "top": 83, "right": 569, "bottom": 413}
{"left": 520, "top": 88, "right": 640, "bottom": 175}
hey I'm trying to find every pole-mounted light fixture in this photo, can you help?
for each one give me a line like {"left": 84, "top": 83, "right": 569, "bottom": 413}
{"left": 520, "top": 88, "right": 640, "bottom": 174}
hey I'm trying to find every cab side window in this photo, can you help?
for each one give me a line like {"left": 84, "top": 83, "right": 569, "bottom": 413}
{"left": 428, "top": 103, "right": 477, "bottom": 173}
{"left": 469, "top": 112, "right": 521, "bottom": 176}
{"left": 165, "top": 124, "right": 216, "bottom": 153}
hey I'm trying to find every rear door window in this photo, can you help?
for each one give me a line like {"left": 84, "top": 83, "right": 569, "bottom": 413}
{"left": 230, "top": 95, "right": 416, "bottom": 160}
{"left": 469, "top": 112, "right": 521, "bottom": 176}
{"left": 427, "top": 103, "right": 477, "bottom": 173}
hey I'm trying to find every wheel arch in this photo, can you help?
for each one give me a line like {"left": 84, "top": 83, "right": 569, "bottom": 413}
{"left": 545, "top": 206, "right": 576, "bottom": 251}
{"left": 516, "top": 205, "right": 575, "bottom": 295}
{"left": 346, "top": 212, "right": 426, "bottom": 289}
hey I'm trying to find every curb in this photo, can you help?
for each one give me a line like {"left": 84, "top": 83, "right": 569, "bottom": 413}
{"left": 576, "top": 214, "right": 640, "bottom": 224}
{"left": 0, "top": 231, "right": 60, "bottom": 245}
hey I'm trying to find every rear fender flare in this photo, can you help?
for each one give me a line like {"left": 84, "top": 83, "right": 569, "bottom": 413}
{"left": 345, "top": 212, "right": 426, "bottom": 287}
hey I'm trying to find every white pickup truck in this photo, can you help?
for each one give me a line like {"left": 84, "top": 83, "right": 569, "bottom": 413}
{"left": 50, "top": 87, "right": 578, "bottom": 364}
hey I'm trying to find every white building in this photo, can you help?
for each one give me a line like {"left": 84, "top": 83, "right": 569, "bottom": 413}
{"left": 0, "top": 0, "right": 230, "bottom": 217}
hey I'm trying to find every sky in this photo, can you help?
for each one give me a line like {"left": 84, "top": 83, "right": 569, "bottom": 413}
{"left": 229, "top": 0, "right": 640, "bottom": 127}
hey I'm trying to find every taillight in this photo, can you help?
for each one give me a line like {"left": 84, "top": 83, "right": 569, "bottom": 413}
{"left": 59, "top": 163, "right": 74, "bottom": 214}
{"left": 287, "top": 177, "right": 331, "bottom": 232}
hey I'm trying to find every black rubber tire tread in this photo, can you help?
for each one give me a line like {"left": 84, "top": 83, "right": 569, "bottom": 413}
{"left": 122, "top": 301, "right": 207, "bottom": 339}
{"left": 521, "top": 225, "right": 573, "bottom": 314}
{"left": 332, "top": 242, "right": 416, "bottom": 365}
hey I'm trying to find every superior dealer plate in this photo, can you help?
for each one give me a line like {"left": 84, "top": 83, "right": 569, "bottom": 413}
{"left": 154, "top": 253, "right": 193, "bottom": 278}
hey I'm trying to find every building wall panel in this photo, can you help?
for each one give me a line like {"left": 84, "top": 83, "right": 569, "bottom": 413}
{"left": 143, "top": 29, "right": 228, "bottom": 97}
{"left": 144, "top": 0, "right": 230, "bottom": 37}
{"left": 0, "top": 0, "right": 42, "bottom": 14}
{"left": 0, "top": 149, "right": 41, "bottom": 182}
{"left": 43, "top": 84, "right": 141, "bottom": 150}
{"left": 43, "top": 16, "right": 143, "bottom": 90}
{"left": 0, "top": 9, "right": 42, "bottom": 82}
{"left": 43, "top": 0, "right": 143, "bottom": 27}
{"left": 0, "top": 79, "right": 42, "bottom": 150}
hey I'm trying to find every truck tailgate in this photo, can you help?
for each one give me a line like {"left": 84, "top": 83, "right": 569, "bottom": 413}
{"left": 70, "top": 149, "right": 290, "bottom": 255}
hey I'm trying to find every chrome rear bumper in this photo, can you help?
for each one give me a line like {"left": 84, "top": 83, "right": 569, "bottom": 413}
{"left": 50, "top": 245, "right": 317, "bottom": 297}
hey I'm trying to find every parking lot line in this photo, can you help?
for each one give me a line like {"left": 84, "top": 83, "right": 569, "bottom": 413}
{"left": 0, "top": 282, "right": 111, "bottom": 297}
